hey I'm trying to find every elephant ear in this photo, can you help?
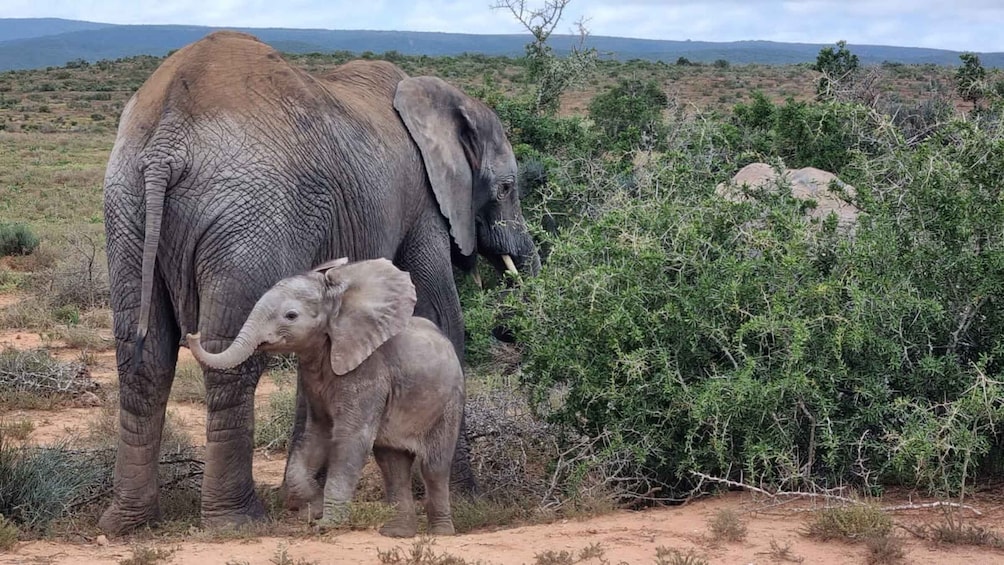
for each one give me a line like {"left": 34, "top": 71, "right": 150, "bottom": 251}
{"left": 394, "top": 76, "right": 477, "bottom": 256}
{"left": 312, "top": 257, "right": 349, "bottom": 273}
{"left": 324, "top": 258, "right": 417, "bottom": 375}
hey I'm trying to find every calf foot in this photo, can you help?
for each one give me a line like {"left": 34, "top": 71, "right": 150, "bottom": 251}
{"left": 427, "top": 515, "right": 456, "bottom": 536}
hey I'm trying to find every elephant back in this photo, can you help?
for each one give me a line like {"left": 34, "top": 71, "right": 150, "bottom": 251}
{"left": 119, "top": 30, "right": 333, "bottom": 141}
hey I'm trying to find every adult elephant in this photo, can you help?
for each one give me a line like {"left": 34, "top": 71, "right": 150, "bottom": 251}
{"left": 100, "top": 30, "right": 539, "bottom": 535}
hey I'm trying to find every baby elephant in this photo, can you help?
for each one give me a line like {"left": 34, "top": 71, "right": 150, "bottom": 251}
{"left": 186, "top": 258, "right": 464, "bottom": 537}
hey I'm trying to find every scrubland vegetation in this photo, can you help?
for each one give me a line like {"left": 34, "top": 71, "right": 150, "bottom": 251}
{"left": 1, "top": 9, "right": 1004, "bottom": 560}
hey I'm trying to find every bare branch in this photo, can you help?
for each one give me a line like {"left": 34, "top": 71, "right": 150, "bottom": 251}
{"left": 491, "top": 0, "right": 571, "bottom": 41}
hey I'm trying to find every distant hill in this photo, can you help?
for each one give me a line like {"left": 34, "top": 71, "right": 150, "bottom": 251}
{"left": 0, "top": 17, "right": 112, "bottom": 43}
{"left": 1, "top": 18, "right": 1001, "bottom": 71}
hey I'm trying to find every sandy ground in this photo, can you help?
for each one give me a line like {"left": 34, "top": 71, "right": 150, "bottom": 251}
{"left": 4, "top": 308, "right": 1004, "bottom": 564}
{"left": 6, "top": 493, "right": 1004, "bottom": 565}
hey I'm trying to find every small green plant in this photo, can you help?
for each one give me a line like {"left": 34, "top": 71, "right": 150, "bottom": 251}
{"left": 921, "top": 512, "right": 1004, "bottom": 548}
{"left": 170, "top": 362, "right": 205, "bottom": 404}
{"left": 270, "top": 544, "right": 319, "bottom": 565}
{"left": 803, "top": 505, "right": 892, "bottom": 541}
{"left": 119, "top": 545, "right": 175, "bottom": 565}
{"left": 532, "top": 543, "right": 608, "bottom": 565}
{"left": 50, "top": 325, "right": 108, "bottom": 350}
{"left": 255, "top": 387, "right": 296, "bottom": 453}
{"left": 346, "top": 501, "right": 396, "bottom": 530}
{"left": 450, "top": 497, "right": 534, "bottom": 533}
{"left": 654, "top": 547, "right": 708, "bottom": 565}
{"left": 0, "top": 223, "right": 39, "bottom": 257}
{"left": 707, "top": 507, "right": 747, "bottom": 542}
{"left": 864, "top": 534, "right": 906, "bottom": 564}
{"left": 0, "top": 419, "right": 34, "bottom": 441}
{"left": 765, "top": 538, "right": 804, "bottom": 563}
{"left": 377, "top": 536, "right": 486, "bottom": 565}
{"left": 0, "top": 514, "right": 18, "bottom": 551}
{"left": 53, "top": 304, "right": 80, "bottom": 325}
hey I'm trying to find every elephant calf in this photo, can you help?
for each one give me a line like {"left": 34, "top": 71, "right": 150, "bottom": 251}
{"left": 187, "top": 258, "right": 464, "bottom": 537}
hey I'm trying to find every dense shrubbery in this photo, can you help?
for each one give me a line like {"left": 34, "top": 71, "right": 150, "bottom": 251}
{"left": 588, "top": 79, "right": 669, "bottom": 154}
{"left": 461, "top": 70, "right": 1004, "bottom": 500}
{"left": 727, "top": 91, "right": 878, "bottom": 174}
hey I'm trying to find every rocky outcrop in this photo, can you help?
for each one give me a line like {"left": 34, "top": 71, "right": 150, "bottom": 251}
{"left": 716, "top": 163, "right": 860, "bottom": 228}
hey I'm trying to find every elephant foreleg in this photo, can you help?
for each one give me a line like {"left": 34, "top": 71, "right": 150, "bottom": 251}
{"left": 319, "top": 431, "right": 376, "bottom": 527}
{"left": 282, "top": 414, "right": 329, "bottom": 519}
{"left": 397, "top": 236, "right": 479, "bottom": 496}
{"left": 199, "top": 341, "right": 267, "bottom": 527}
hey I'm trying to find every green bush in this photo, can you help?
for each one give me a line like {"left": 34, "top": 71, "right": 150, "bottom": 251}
{"left": 504, "top": 109, "right": 1004, "bottom": 497}
{"left": 0, "top": 223, "right": 39, "bottom": 257}
{"left": 471, "top": 82, "right": 595, "bottom": 159}
{"left": 588, "top": 79, "right": 669, "bottom": 153}
{"left": 726, "top": 92, "right": 877, "bottom": 174}
{"left": 813, "top": 40, "right": 859, "bottom": 99}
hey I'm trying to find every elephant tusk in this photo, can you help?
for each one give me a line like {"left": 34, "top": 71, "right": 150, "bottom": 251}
{"left": 472, "top": 270, "right": 483, "bottom": 289}
{"left": 185, "top": 332, "right": 200, "bottom": 347}
{"left": 502, "top": 255, "right": 518, "bottom": 276}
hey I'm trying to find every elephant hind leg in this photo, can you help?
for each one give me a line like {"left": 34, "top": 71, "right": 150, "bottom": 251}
{"left": 374, "top": 446, "right": 418, "bottom": 538}
{"left": 420, "top": 452, "right": 456, "bottom": 536}
{"left": 99, "top": 273, "right": 180, "bottom": 536}
{"left": 420, "top": 417, "right": 459, "bottom": 536}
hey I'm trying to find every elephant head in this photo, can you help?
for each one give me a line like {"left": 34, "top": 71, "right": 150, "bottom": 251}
{"left": 394, "top": 77, "right": 541, "bottom": 277}
{"left": 186, "top": 258, "right": 417, "bottom": 375}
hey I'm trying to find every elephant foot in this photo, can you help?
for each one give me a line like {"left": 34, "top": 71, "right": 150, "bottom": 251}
{"left": 201, "top": 495, "right": 266, "bottom": 530}
{"left": 427, "top": 516, "right": 456, "bottom": 536}
{"left": 379, "top": 514, "right": 418, "bottom": 538}
{"left": 98, "top": 500, "right": 161, "bottom": 536}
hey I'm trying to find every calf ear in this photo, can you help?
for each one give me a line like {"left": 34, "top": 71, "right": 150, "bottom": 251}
{"left": 323, "top": 258, "right": 417, "bottom": 375}
{"left": 312, "top": 257, "right": 349, "bottom": 274}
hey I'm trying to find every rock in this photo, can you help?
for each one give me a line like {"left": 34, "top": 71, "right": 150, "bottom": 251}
{"left": 716, "top": 162, "right": 860, "bottom": 229}
{"left": 95, "top": 534, "right": 109, "bottom": 546}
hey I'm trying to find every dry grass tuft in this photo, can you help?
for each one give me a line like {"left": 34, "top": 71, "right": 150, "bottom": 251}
{"left": 706, "top": 507, "right": 747, "bottom": 542}
{"left": 803, "top": 504, "right": 892, "bottom": 541}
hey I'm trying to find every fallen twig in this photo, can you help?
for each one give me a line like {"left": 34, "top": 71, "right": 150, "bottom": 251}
{"left": 690, "top": 472, "right": 984, "bottom": 516}
{"left": 689, "top": 472, "right": 858, "bottom": 505}
{"left": 881, "top": 501, "right": 982, "bottom": 516}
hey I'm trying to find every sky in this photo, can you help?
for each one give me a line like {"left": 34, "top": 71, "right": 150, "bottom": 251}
{"left": 4, "top": 0, "right": 1003, "bottom": 53}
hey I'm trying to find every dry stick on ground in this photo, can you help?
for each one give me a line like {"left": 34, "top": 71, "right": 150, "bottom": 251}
{"left": 690, "top": 472, "right": 983, "bottom": 516}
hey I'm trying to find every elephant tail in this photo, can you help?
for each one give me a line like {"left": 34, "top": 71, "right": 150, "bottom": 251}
{"left": 131, "top": 161, "right": 172, "bottom": 376}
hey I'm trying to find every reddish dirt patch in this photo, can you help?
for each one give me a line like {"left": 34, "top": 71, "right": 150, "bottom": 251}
{"left": 6, "top": 493, "right": 1004, "bottom": 564}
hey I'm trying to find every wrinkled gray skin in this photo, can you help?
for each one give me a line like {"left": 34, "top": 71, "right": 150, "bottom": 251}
{"left": 187, "top": 258, "right": 463, "bottom": 538}
{"left": 101, "top": 30, "right": 538, "bottom": 535}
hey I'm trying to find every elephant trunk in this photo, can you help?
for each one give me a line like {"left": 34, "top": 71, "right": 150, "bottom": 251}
{"left": 186, "top": 306, "right": 272, "bottom": 370}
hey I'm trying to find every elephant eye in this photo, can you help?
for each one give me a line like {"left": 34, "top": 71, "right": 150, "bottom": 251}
{"left": 284, "top": 310, "right": 299, "bottom": 321}
{"left": 497, "top": 180, "right": 515, "bottom": 199}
